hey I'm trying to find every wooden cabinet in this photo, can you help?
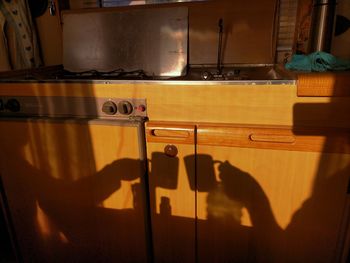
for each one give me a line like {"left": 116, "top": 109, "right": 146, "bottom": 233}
{"left": 146, "top": 121, "right": 350, "bottom": 262}
{"left": 197, "top": 124, "right": 350, "bottom": 262}
{"left": 0, "top": 120, "right": 149, "bottom": 262}
{"left": 146, "top": 122, "right": 196, "bottom": 263}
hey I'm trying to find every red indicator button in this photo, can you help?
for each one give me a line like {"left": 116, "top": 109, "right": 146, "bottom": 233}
{"left": 137, "top": 105, "right": 146, "bottom": 112}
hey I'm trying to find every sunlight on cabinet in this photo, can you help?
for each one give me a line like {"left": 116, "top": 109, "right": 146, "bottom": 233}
{"left": 146, "top": 122, "right": 196, "bottom": 263}
{"left": 196, "top": 125, "right": 350, "bottom": 262}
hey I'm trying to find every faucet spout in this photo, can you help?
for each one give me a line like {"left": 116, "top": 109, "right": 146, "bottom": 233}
{"left": 217, "top": 18, "right": 224, "bottom": 75}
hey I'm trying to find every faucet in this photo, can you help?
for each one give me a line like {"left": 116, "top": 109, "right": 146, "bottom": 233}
{"left": 200, "top": 18, "right": 225, "bottom": 80}
{"left": 217, "top": 18, "right": 224, "bottom": 75}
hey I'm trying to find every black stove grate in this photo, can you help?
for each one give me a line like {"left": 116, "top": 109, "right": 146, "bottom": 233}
{"left": 56, "top": 69, "right": 153, "bottom": 80}
{"left": 0, "top": 65, "right": 156, "bottom": 81}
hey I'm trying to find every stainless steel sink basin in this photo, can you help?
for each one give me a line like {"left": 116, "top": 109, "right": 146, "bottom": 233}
{"left": 170, "top": 65, "right": 293, "bottom": 81}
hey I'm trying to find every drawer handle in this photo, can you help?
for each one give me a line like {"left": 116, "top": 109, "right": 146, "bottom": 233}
{"left": 249, "top": 134, "right": 296, "bottom": 144}
{"left": 151, "top": 129, "right": 190, "bottom": 138}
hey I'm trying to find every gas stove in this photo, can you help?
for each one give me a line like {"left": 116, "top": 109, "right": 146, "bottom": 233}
{"left": 54, "top": 69, "right": 153, "bottom": 80}
{"left": 0, "top": 65, "right": 158, "bottom": 81}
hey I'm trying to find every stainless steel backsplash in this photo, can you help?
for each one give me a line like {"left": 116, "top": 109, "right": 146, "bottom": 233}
{"left": 62, "top": 7, "right": 188, "bottom": 76}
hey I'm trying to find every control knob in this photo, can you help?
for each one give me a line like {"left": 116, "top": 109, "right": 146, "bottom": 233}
{"left": 118, "top": 101, "right": 133, "bottom": 115}
{"left": 102, "top": 101, "right": 117, "bottom": 115}
{"left": 5, "top": 99, "right": 20, "bottom": 112}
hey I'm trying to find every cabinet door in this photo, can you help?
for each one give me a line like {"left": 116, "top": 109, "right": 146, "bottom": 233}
{"left": 0, "top": 120, "right": 149, "bottom": 262}
{"left": 196, "top": 124, "right": 350, "bottom": 263}
{"left": 146, "top": 122, "right": 196, "bottom": 263}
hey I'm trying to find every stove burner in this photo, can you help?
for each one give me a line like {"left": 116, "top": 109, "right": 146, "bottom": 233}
{"left": 0, "top": 65, "right": 155, "bottom": 81}
{"left": 58, "top": 69, "right": 152, "bottom": 80}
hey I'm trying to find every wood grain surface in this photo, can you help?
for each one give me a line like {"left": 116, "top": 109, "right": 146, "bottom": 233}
{"left": 298, "top": 72, "right": 350, "bottom": 97}
{"left": 146, "top": 122, "right": 196, "bottom": 144}
{"left": 0, "top": 120, "right": 148, "bottom": 261}
{"left": 2, "top": 82, "right": 350, "bottom": 128}
{"left": 197, "top": 123, "right": 350, "bottom": 154}
{"left": 146, "top": 124, "right": 196, "bottom": 262}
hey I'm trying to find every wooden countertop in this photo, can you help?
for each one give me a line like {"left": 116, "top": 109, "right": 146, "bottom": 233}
{"left": 297, "top": 71, "right": 350, "bottom": 97}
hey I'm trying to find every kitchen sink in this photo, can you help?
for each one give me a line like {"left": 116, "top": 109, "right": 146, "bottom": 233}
{"left": 170, "top": 65, "right": 294, "bottom": 81}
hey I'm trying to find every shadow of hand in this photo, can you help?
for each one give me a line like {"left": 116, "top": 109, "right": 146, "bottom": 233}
{"left": 85, "top": 158, "right": 143, "bottom": 203}
{"left": 98, "top": 158, "right": 143, "bottom": 181}
{"left": 218, "top": 161, "right": 282, "bottom": 236}
{"left": 218, "top": 161, "right": 263, "bottom": 208}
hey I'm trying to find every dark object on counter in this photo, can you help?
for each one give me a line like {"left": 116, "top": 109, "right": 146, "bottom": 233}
{"left": 285, "top": 51, "right": 350, "bottom": 72}
{"left": 28, "top": 0, "right": 48, "bottom": 17}
{"left": 309, "top": 0, "right": 337, "bottom": 52}
{"left": 335, "top": 15, "right": 350, "bottom": 36}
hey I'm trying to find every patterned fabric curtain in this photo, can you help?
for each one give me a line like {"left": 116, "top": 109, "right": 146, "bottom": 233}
{"left": 0, "top": 0, "right": 42, "bottom": 71}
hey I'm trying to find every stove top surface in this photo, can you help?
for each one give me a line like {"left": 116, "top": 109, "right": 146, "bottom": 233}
{"left": 0, "top": 66, "right": 157, "bottom": 81}
{"left": 0, "top": 65, "right": 295, "bottom": 83}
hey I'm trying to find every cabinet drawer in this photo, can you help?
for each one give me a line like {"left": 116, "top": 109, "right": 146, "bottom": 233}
{"left": 197, "top": 124, "right": 350, "bottom": 154}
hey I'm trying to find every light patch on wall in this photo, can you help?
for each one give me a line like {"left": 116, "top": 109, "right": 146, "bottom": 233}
{"left": 36, "top": 200, "right": 70, "bottom": 244}
{"left": 102, "top": 180, "right": 138, "bottom": 209}
{"left": 160, "top": 25, "right": 187, "bottom": 76}
{"left": 232, "top": 21, "right": 250, "bottom": 34}
{"left": 189, "top": 29, "right": 217, "bottom": 42}
{"left": 36, "top": 201, "right": 52, "bottom": 238}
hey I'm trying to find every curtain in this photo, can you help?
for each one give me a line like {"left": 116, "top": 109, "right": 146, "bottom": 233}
{"left": 0, "top": 0, "right": 42, "bottom": 71}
